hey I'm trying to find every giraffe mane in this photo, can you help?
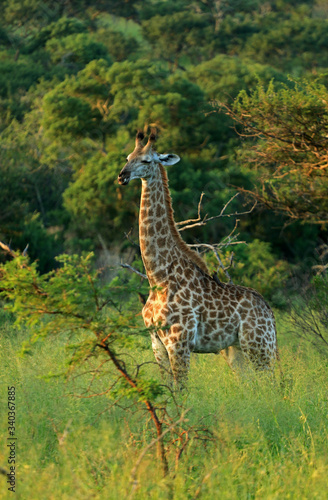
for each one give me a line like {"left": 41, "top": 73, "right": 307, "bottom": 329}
{"left": 159, "top": 164, "right": 210, "bottom": 276}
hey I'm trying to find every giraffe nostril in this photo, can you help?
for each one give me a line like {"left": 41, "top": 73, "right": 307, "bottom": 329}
{"left": 118, "top": 172, "right": 130, "bottom": 185}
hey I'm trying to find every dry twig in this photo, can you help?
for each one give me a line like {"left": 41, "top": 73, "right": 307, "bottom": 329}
{"left": 177, "top": 193, "right": 257, "bottom": 232}
{"left": 129, "top": 409, "right": 191, "bottom": 499}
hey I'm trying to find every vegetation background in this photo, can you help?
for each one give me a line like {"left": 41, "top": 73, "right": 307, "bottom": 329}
{"left": 0, "top": 0, "right": 327, "bottom": 498}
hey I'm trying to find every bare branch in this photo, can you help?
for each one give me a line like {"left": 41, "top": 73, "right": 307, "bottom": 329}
{"left": 188, "top": 217, "right": 247, "bottom": 284}
{"left": 120, "top": 263, "right": 147, "bottom": 279}
{"left": 176, "top": 192, "right": 205, "bottom": 226}
{"left": 177, "top": 194, "right": 257, "bottom": 232}
{"left": 129, "top": 409, "right": 191, "bottom": 499}
{"left": 124, "top": 230, "right": 140, "bottom": 249}
{"left": 0, "top": 241, "right": 17, "bottom": 258}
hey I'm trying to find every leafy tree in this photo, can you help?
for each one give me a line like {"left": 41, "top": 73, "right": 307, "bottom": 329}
{"left": 0, "top": 103, "right": 71, "bottom": 271}
{"left": 0, "top": 61, "right": 44, "bottom": 122}
{"left": 141, "top": 11, "right": 210, "bottom": 67}
{"left": 229, "top": 239, "right": 289, "bottom": 304}
{"left": 42, "top": 58, "right": 112, "bottom": 143}
{"left": 242, "top": 15, "right": 328, "bottom": 71}
{"left": 0, "top": 249, "right": 201, "bottom": 477}
{"left": 40, "top": 58, "right": 234, "bottom": 243}
{"left": 95, "top": 29, "right": 140, "bottom": 62}
{"left": 22, "top": 16, "right": 88, "bottom": 55}
{"left": 290, "top": 247, "right": 328, "bottom": 353}
{"left": 0, "top": 0, "right": 327, "bottom": 280}
{"left": 193, "top": 0, "right": 261, "bottom": 31}
{"left": 189, "top": 54, "right": 287, "bottom": 101}
{"left": 45, "top": 33, "right": 110, "bottom": 69}
{"left": 222, "top": 79, "right": 328, "bottom": 225}
{"left": 2, "top": 0, "right": 143, "bottom": 27}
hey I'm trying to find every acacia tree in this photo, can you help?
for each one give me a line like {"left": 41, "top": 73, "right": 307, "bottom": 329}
{"left": 221, "top": 79, "right": 328, "bottom": 225}
{"left": 0, "top": 246, "right": 214, "bottom": 482}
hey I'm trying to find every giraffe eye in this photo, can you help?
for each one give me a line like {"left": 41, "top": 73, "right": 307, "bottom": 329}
{"left": 142, "top": 160, "right": 151, "bottom": 164}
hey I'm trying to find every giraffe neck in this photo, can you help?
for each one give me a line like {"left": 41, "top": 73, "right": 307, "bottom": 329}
{"left": 139, "top": 164, "right": 209, "bottom": 287}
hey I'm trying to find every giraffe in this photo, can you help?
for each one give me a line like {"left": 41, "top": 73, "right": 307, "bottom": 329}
{"left": 118, "top": 131, "right": 278, "bottom": 386}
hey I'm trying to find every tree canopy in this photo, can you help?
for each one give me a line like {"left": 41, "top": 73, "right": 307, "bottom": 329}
{"left": 0, "top": 0, "right": 327, "bottom": 285}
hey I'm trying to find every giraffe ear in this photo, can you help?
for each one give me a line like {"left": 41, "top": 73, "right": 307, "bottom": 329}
{"left": 158, "top": 154, "right": 180, "bottom": 166}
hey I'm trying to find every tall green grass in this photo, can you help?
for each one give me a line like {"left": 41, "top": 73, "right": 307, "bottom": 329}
{"left": 1, "top": 310, "right": 327, "bottom": 499}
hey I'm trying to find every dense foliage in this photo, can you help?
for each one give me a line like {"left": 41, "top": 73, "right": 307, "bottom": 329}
{"left": 1, "top": 3, "right": 328, "bottom": 496}
{"left": 0, "top": 0, "right": 327, "bottom": 290}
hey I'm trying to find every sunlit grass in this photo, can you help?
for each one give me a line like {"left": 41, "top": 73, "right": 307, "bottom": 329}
{"left": 1, "top": 311, "right": 327, "bottom": 499}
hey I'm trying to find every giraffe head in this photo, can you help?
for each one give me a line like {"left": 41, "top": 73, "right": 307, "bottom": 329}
{"left": 118, "top": 131, "right": 180, "bottom": 185}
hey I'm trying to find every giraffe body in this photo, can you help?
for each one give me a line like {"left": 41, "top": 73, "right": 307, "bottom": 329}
{"left": 118, "top": 132, "right": 277, "bottom": 385}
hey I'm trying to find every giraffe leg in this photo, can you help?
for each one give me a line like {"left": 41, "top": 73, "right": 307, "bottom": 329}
{"left": 220, "top": 346, "right": 250, "bottom": 373}
{"left": 151, "top": 332, "right": 173, "bottom": 382}
{"left": 238, "top": 323, "right": 276, "bottom": 371}
{"left": 167, "top": 348, "right": 190, "bottom": 390}
{"left": 164, "top": 325, "right": 192, "bottom": 389}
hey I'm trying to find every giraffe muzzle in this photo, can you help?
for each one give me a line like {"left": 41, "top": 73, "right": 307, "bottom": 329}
{"left": 118, "top": 171, "right": 130, "bottom": 185}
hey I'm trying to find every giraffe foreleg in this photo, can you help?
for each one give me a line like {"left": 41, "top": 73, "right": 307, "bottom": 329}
{"left": 151, "top": 332, "right": 173, "bottom": 382}
{"left": 220, "top": 346, "right": 251, "bottom": 374}
{"left": 143, "top": 295, "right": 173, "bottom": 380}
{"left": 165, "top": 325, "right": 191, "bottom": 389}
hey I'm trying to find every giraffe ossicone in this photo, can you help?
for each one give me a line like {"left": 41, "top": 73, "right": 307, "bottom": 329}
{"left": 118, "top": 131, "right": 278, "bottom": 387}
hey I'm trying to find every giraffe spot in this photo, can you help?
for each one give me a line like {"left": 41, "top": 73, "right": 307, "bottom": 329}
{"left": 156, "top": 221, "right": 162, "bottom": 232}
{"left": 180, "top": 298, "right": 190, "bottom": 307}
{"left": 186, "top": 320, "right": 195, "bottom": 329}
{"left": 248, "top": 319, "right": 256, "bottom": 328}
{"left": 180, "top": 330, "right": 188, "bottom": 340}
{"left": 212, "top": 332, "right": 223, "bottom": 342}
{"left": 156, "top": 205, "right": 164, "bottom": 218}
{"left": 185, "top": 269, "right": 193, "bottom": 280}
